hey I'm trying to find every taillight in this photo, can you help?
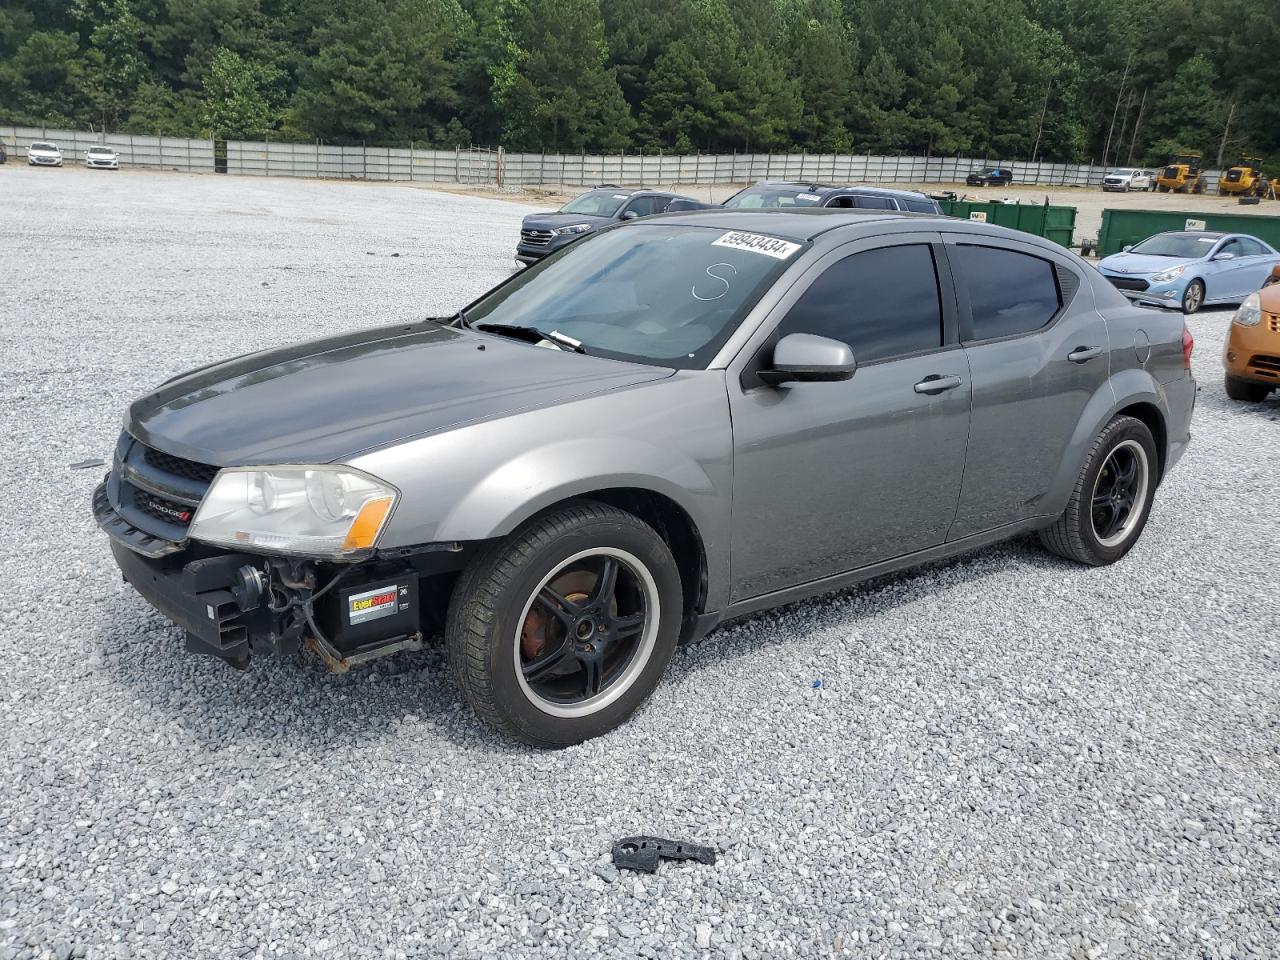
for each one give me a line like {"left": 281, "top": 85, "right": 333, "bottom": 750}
{"left": 1182, "top": 326, "right": 1194, "bottom": 369}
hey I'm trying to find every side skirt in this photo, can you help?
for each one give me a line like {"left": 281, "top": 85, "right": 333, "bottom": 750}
{"left": 699, "top": 515, "right": 1054, "bottom": 635}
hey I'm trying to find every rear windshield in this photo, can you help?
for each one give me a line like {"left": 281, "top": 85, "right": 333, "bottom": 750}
{"left": 724, "top": 185, "right": 824, "bottom": 209}
{"left": 465, "top": 224, "right": 802, "bottom": 368}
{"left": 1129, "top": 233, "right": 1222, "bottom": 258}
{"left": 559, "top": 190, "right": 629, "bottom": 217}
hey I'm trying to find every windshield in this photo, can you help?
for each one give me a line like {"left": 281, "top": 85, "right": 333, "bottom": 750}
{"left": 1129, "top": 233, "right": 1221, "bottom": 258}
{"left": 89, "top": 147, "right": 113, "bottom": 154}
{"left": 559, "top": 190, "right": 629, "bottom": 217}
{"left": 724, "top": 185, "right": 824, "bottom": 209}
{"left": 31, "top": 142, "right": 56, "bottom": 151}
{"left": 465, "top": 224, "right": 802, "bottom": 368}
{"left": 1107, "top": 169, "right": 1136, "bottom": 177}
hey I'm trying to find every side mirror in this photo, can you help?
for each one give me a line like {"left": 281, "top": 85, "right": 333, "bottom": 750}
{"left": 1213, "top": 252, "right": 1235, "bottom": 261}
{"left": 1121, "top": 244, "right": 1133, "bottom": 252}
{"left": 760, "top": 333, "right": 857, "bottom": 385}
{"left": 620, "top": 210, "right": 640, "bottom": 220}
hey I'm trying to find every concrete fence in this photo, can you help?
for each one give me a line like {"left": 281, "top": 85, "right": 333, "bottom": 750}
{"left": 2, "top": 125, "right": 215, "bottom": 171}
{"left": 1, "top": 124, "right": 1227, "bottom": 192}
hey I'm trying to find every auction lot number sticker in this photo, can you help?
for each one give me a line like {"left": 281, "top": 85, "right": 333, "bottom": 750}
{"left": 712, "top": 231, "right": 801, "bottom": 259}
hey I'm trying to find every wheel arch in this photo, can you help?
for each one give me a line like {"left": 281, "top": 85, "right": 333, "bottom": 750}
{"left": 474, "top": 486, "right": 711, "bottom": 644}
{"left": 1046, "top": 375, "right": 1172, "bottom": 516}
{"left": 1113, "top": 400, "right": 1168, "bottom": 481}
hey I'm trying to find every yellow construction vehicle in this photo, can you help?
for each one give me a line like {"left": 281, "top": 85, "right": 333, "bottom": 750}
{"left": 1219, "top": 156, "right": 1265, "bottom": 195}
{"left": 1155, "top": 153, "right": 1205, "bottom": 193}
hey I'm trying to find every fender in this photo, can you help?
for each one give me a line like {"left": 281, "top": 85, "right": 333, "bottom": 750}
{"left": 434, "top": 435, "right": 721, "bottom": 543}
{"left": 1042, "top": 367, "right": 1171, "bottom": 518}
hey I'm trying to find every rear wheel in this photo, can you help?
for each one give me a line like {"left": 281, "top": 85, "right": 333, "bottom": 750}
{"left": 1225, "top": 375, "right": 1272, "bottom": 402}
{"left": 1039, "top": 416, "right": 1158, "bottom": 566}
{"left": 446, "top": 501, "right": 682, "bottom": 747}
{"left": 1181, "top": 279, "right": 1204, "bottom": 314}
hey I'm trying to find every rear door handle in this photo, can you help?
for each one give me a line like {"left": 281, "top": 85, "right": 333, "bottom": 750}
{"left": 913, "top": 374, "right": 964, "bottom": 395}
{"left": 1068, "top": 345, "right": 1104, "bottom": 363}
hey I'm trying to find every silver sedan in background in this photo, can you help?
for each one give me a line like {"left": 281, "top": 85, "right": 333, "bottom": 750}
{"left": 86, "top": 146, "right": 120, "bottom": 169}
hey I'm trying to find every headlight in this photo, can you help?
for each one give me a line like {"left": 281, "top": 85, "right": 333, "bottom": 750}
{"left": 188, "top": 466, "right": 398, "bottom": 560}
{"left": 1151, "top": 265, "right": 1186, "bottom": 283}
{"left": 552, "top": 223, "right": 593, "bottom": 236}
{"left": 1233, "top": 293, "right": 1262, "bottom": 327}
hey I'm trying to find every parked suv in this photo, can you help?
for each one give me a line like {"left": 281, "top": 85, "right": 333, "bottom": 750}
{"left": 966, "top": 168, "right": 1013, "bottom": 187}
{"left": 516, "top": 187, "right": 696, "bottom": 265}
{"left": 1102, "top": 168, "right": 1154, "bottom": 192}
{"left": 723, "top": 181, "right": 940, "bottom": 214}
{"left": 94, "top": 209, "right": 1195, "bottom": 746}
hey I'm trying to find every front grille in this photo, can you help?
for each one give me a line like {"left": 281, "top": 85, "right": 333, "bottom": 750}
{"left": 520, "top": 228, "right": 553, "bottom": 247}
{"left": 1107, "top": 276, "right": 1149, "bottom": 292}
{"left": 1163, "top": 166, "right": 1178, "bottom": 179}
{"left": 1225, "top": 170, "right": 1243, "bottom": 182}
{"left": 109, "top": 434, "right": 218, "bottom": 541}
{"left": 145, "top": 446, "right": 219, "bottom": 483}
{"left": 1249, "top": 354, "right": 1280, "bottom": 376}
{"left": 134, "top": 490, "right": 195, "bottom": 527}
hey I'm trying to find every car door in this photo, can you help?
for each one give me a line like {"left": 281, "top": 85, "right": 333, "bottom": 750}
{"left": 943, "top": 236, "right": 1110, "bottom": 540}
{"left": 1204, "top": 237, "right": 1250, "bottom": 301}
{"left": 1233, "top": 238, "right": 1276, "bottom": 294}
{"left": 727, "top": 233, "right": 971, "bottom": 602}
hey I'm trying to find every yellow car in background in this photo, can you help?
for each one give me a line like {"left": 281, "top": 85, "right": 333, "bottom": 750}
{"left": 1224, "top": 264, "right": 1280, "bottom": 401}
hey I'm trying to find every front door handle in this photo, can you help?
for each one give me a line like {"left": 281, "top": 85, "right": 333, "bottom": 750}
{"left": 1067, "top": 345, "right": 1104, "bottom": 363}
{"left": 913, "top": 374, "right": 963, "bottom": 395}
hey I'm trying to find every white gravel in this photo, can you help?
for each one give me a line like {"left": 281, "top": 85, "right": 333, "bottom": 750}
{"left": 2, "top": 165, "right": 1279, "bottom": 960}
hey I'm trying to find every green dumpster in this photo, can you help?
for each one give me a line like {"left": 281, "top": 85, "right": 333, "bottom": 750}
{"left": 937, "top": 199, "right": 1077, "bottom": 248}
{"left": 1097, "top": 208, "right": 1280, "bottom": 257}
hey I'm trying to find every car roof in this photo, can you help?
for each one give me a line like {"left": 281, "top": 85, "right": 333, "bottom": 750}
{"left": 747, "top": 180, "right": 932, "bottom": 201}
{"left": 645, "top": 207, "right": 929, "bottom": 241}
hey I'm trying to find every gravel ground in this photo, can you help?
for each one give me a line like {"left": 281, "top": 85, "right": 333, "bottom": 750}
{"left": 2, "top": 165, "right": 1279, "bottom": 960}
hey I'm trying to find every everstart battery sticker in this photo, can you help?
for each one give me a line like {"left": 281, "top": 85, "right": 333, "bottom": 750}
{"left": 712, "top": 231, "right": 801, "bottom": 260}
{"left": 348, "top": 583, "right": 403, "bottom": 625}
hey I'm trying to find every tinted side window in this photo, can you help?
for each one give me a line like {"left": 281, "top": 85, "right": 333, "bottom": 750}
{"left": 623, "top": 196, "right": 665, "bottom": 217}
{"left": 777, "top": 244, "right": 943, "bottom": 363}
{"left": 903, "top": 199, "right": 939, "bottom": 214}
{"left": 954, "top": 244, "right": 1061, "bottom": 340}
{"left": 851, "top": 195, "right": 895, "bottom": 209}
{"left": 1237, "top": 238, "right": 1265, "bottom": 256}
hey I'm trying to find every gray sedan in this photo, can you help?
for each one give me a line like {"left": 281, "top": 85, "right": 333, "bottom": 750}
{"left": 94, "top": 209, "right": 1196, "bottom": 746}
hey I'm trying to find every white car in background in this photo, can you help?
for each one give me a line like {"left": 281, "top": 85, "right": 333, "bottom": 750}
{"left": 1102, "top": 168, "right": 1154, "bottom": 192}
{"left": 27, "top": 142, "right": 63, "bottom": 167}
{"left": 86, "top": 146, "right": 120, "bottom": 170}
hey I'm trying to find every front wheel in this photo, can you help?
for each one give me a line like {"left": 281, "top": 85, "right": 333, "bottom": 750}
{"left": 1225, "top": 376, "right": 1272, "bottom": 402}
{"left": 1039, "top": 415, "right": 1159, "bottom": 566}
{"left": 446, "top": 501, "right": 683, "bottom": 747}
{"left": 1181, "top": 279, "right": 1204, "bottom": 314}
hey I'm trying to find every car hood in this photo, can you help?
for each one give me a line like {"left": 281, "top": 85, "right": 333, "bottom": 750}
{"left": 1097, "top": 252, "right": 1198, "bottom": 275}
{"left": 521, "top": 213, "right": 614, "bottom": 231}
{"left": 126, "top": 322, "right": 673, "bottom": 466}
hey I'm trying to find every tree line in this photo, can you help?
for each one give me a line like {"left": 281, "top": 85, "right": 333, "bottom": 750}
{"left": 2, "top": 0, "right": 1277, "bottom": 167}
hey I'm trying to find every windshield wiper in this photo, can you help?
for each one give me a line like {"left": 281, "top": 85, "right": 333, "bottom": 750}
{"left": 474, "top": 323, "right": 586, "bottom": 353}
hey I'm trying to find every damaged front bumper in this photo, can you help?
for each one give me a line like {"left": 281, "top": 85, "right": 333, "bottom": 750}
{"left": 95, "top": 480, "right": 432, "bottom": 672}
